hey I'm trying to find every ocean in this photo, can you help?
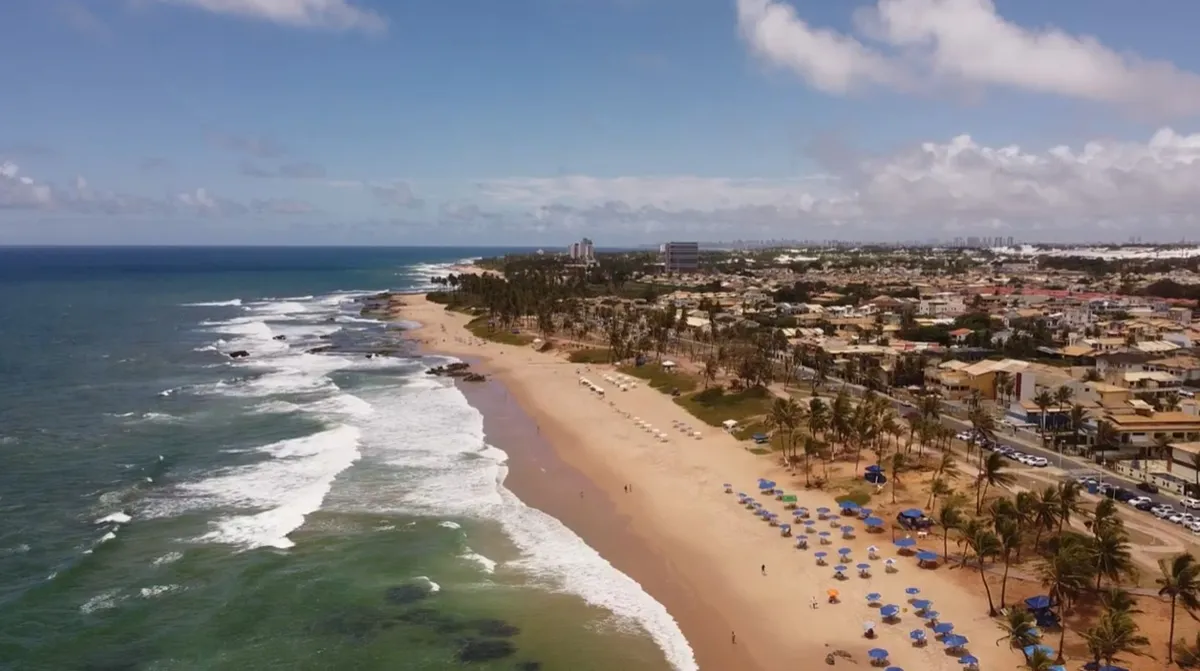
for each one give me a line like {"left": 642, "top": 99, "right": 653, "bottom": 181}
{"left": 0, "top": 247, "right": 691, "bottom": 671}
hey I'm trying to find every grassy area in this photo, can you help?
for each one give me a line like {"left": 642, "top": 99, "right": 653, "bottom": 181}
{"left": 465, "top": 317, "right": 536, "bottom": 346}
{"left": 567, "top": 348, "right": 614, "bottom": 364}
{"left": 834, "top": 489, "right": 873, "bottom": 507}
{"left": 675, "top": 385, "right": 774, "bottom": 428}
{"left": 618, "top": 362, "right": 699, "bottom": 394}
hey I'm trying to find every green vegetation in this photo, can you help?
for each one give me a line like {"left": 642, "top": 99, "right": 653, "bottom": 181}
{"left": 618, "top": 363, "right": 699, "bottom": 394}
{"left": 675, "top": 386, "right": 773, "bottom": 428}
{"left": 567, "top": 348, "right": 613, "bottom": 364}
{"left": 834, "top": 490, "right": 873, "bottom": 507}
{"left": 465, "top": 316, "right": 535, "bottom": 346}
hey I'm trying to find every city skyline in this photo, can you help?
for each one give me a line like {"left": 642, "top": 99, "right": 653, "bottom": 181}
{"left": 4, "top": 1, "right": 1200, "bottom": 245}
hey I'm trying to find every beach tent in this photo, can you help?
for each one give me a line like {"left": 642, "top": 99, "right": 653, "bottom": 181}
{"left": 1024, "top": 595, "right": 1052, "bottom": 610}
{"left": 916, "top": 551, "right": 939, "bottom": 566}
{"left": 752, "top": 433, "right": 769, "bottom": 444}
{"left": 722, "top": 419, "right": 738, "bottom": 430}
{"left": 865, "top": 464, "right": 883, "bottom": 473}
{"left": 661, "top": 360, "right": 676, "bottom": 369}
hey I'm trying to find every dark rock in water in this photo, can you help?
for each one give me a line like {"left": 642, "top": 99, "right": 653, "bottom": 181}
{"left": 463, "top": 373, "right": 486, "bottom": 382}
{"left": 228, "top": 350, "right": 250, "bottom": 358}
{"left": 385, "top": 583, "right": 433, "bottom": 605}
{"left": 457, "top": 638, "right": 517, "bottom": 663}
{"left": 426, "top": 362, "right": 472, "bottom": 377}
{"left": 467, "top": 619, "right": 520, "bottom": 637}
{"left": 272, "top": 335, "right": 286, "bottom": 341}
{"left": 324, "top": 317, "right": 337, "bottom": 323}
{"left": 515, "top": 663, "right": 542, "bottom": 671}
{"left": 307, "top": 345, "right": 336, "bottom": 354}
{"left": 319, "top": 334, "right": 332, "bottom": 339}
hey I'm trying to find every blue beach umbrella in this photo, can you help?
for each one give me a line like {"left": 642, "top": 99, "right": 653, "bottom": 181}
{"left": 814, "top": 551, "right": 828, "bottom": 559}
{"left": 816, "top": 506, "right": 830, "bottom": 513}
{"left": 866, "top": 592, "right": 882, "bottom": 603}
{"left": 834, "top": 564, "right": 847, "bottom": 572}
{"left": 916, "top": 550, "right": 939, "bottom": 563}
{"left": 884, "top": 668, "right": 903, "bottom": 671}
{"left": 1022, "top": 644, "right": 1054, "bottom": 658}
{"left": 899, "top": 508, "right": 924, "bottom": 519}
{"left": 867, "top": 648, "right": 889, "bottom": 661}
{"left": 909, "top": 629, "right": 926, "bottom": 641}
{"left": 841, "top": 525, "right": 855, "bottom": 534}
{"left": 859, "top": 507, "right": 873, "bottom": 517}
{"left": 1025, "top": 595, "right": 1052, "bottom": 610}
{"left": 856, "top": 563, "right": 871, "bottom": 570}
{"left": 933, "top": 622, "right": 954, "bottom": 635}
{"left": 865, "top": 471, "right": 887, "bottom": 484}
{"left": 894, "top": 538, "right": 917, "bottom": 548}
{"left": 839, "top": 500, "right": 860, "bottom": 511}
{"left": 838, "top": 547, "right": 852, "bottom": 555}
{"left": 905, "top": 587, "right": 920, "bottom": 596}
{"left": 818, "top": 531, "right": 831, "bottom": 537}
{"left": 879, "top": 604, "right": 900, "bottom": 618}
{"left": 865, "top": 464, "right": 883, "bottom": 473}
{"left": 912, "top": 599, "right": 932, "bottom": 611}
{"left": 920, "top": 610, "right": 940, "bottom": 621}
{"left": 779, "top": 523, "right": 791, "bottom": 533}
{"left": 864, "top": 516, "right": 885, "bottom": 527}
{"left": 958, "top": 655, "right": 979, "bottom": 666}
{"left": 943, "top": 634, "right": 969, "bottom": 648}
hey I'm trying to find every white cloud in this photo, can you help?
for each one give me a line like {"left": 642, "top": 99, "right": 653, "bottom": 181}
{"left": 0, "top": 161, "right": 55, "bottom": 209}
{"left": 471, "top": 128, "right": 1200, "bottom": 238}
{"left": 369, "top": 180, "right": 424, "bottom": 208}
{"left": 155, "top": 0, "right": 386, "bottom": 34}
{"left": 737, "top": 0, "right": 1200, "bottom": 118}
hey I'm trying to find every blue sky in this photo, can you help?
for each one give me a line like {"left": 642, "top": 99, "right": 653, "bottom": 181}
{"left": 3, "top": 0, "right": 1200, "bottom": 244}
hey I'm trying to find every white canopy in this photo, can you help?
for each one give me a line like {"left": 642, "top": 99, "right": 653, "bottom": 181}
{"left": 722, "top": 419, "right": 738, "bottom": 429}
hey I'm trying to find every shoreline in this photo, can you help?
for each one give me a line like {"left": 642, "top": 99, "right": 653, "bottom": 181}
{"left": 401, "top": 294, "right": 1023, "bottom": 671}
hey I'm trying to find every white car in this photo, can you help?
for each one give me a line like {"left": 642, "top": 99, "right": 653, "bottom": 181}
{"left": 1191, "top": 523, "right": 1200, "bottom": 535}
{"left": 1026, "top": 456, "right": 1049, "bottom": 468}
{"left": 1169, "top": 513, "right": 1187, "bottom": 524}
{"left": 1129, "top": 496, "right": 1153, "bottom": 507}
{"left": 1181, "top": 497, "right": 1200, "bottom": 510}
{"left": 1182, "top": 513, "right": 1198, "bottom": 526}
{"left": 1154, "top": 506, "right": 1176, "bottom": 519}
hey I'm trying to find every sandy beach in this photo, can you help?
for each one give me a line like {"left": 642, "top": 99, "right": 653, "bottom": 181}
{"left": 403, "top": 294, "right": 1026, "bottom": 671}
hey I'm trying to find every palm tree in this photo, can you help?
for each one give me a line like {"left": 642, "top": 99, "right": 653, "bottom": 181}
{"left": 1069, "top": 403, "right": 1086, "bottom": 453}
{"left": 1033, "top": 389, "right": 1055, "bottom": 443}
{"left": 766, "top": 397, "right": 803, "bottom": 463}
{"left": 926, "top": 476, "right": 951, "bottom": 510}
{"left": 890, "top": 452, "right": 905, "bottom": 504}
{"left": 1163, "top": 390, "right": 1183, "bottom": 412}
{"left": 1083, "top": 603, "right": 1149, "bottom": 668}
{"left": 1040, "top": 537, "right": 1094, "bottom": 660}
{"left": 976, "top": 452, "right": 1016, "bottom": 513}
{"left": 995, "top": 370, "right": 1013, "bottom": 404}
{"left": 1158, "top": 553, "right": 1200, "bottom": 664}
{"left": 1056, "top": 481, "right": 1083, "bottom": 535}
{"left": 1024, "top": 647, "right": 1057, "bottom": 670}
{"left": 937, "top": 496, "right": 965, "bottom": 560}
{"left": 1094, "top": 419, "right": 1118, "bottom": 457}
{"left": 963, "top": 523, "right": 1002, "bottom": 615}
{"left": 1091, "top": 497, "right": 1120, "bottom": 538}
{"left": 807, "top": 397, "right": 828, "bottom": 441}
{"left": 1092, "top": 525, "right": 1137, "bottom": 590}
{"left": 996, "top": 608, "right": 1040, "bottom": 658}
{"left": 968, "top": 405, "right": 997, "bottom": 466}
{"left": 701, "top": 357, "right": 718, "bottom": 389}
{"left": 995, "top": 506, "right": 1022, "bottom": 608}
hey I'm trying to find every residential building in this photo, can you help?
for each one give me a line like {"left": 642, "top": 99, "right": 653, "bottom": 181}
{"left": 566, "top": 238, "right": 595, "bottom": 263}
{"left": 662, "top": 241, "right": 700, "bottom": 273}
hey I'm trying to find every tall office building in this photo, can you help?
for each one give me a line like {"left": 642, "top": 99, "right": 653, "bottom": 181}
{"left": 662, "top": 241, "right": 699, "bottom": 272}
{"left": 566, "top": 237, "right": 595, "bottom": 262}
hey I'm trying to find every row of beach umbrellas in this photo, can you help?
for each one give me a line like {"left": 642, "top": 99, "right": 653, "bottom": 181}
{"left": 601, "top": 372, "right": 638, "bottom": 391}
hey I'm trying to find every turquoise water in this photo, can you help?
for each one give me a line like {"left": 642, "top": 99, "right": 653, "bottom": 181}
{"left": 0, "top": 248, "right": 687, "bottom": 671}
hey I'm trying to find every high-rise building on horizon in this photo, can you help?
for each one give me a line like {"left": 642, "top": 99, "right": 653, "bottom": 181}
{"left": 662, "top": 241, "right": 699, "bottom": 273}
{"left": 566, "top": 237, "right": 595, "bottom": 263}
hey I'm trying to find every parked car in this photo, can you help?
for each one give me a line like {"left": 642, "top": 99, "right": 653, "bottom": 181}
{"left": 1138, "top": 481, "right": 1160, "bottom": 494}
{"left": 1134, "top": 500, "right": 1155, "bottom": 511}
{"left": 1153, "top": 505, "right": 1176, "bottom": 519}
{"left": 1128, "top": 496, "right": 1153, "bottom": 507}
{"left": 1181, "top": 497, "right": 1200, "bottom": 510}
{"left": 1113, "top": 489, "right": 1136, "bottom": 502}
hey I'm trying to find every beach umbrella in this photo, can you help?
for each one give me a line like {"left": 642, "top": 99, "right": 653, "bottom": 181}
{"left": 916, "top": 550, "right": 939, "bottom": 563}
{"left": 863, "top": 620, "right": 876, "bottom": 631}
{"left": 879, "top": 604, "right": 900, "bottom": 618}
{"left": 856, "top": 563, "right": 871, "bottom": 570}
{"left": 884, "top": 558, "right": 897, "bottom": 567}
{"left": 779, "top": 523, "right": 791, "bottom": 533}
{"left": 905, "top": 587, "right": 920, "bottom": 596}
{"left": 793, "top": 509, "right": 806, "bottom": 517}
{"left": 912, "top": 599, "right": 932, "bottom": 611}
{"left": 867, "top": 544, "right": 879, "bottom": 554}
{"left": 894, "top": 538, "right": 917, "bottom": 549}
{"left": 814, "top": 551, "right": 828, "bottom": 563}
{"left": 864, "top": 516, "right": 885, "bottom": 528}
{"left": 838, "top": 547, "right": 852, "bottom": 555}
{"left": 943, "top": 634, "right": 968, "bottom": 648}
{"left": 933, "top": 622, "right": 954, "bottom": 635}
{"left": 1024, "top": 595, "right": 1052, "bottom": 610}
{"left": 815, "top": 507, "right": 830, "bottom": 514}
{"left": 859, "top": 508, "right": 873, "bottom": 517}
{"left": 865, "top": 464, "right": 883, "bottom": 473}
{"left": 866, "top": 592, "right": 882, "bottom": 603}
{"left": 797, "top": 506, "right": 809, "bottom": 515}
{"left": 865, "top": 471, "right": 887, "bottom": 484}
{"left": 839, "top": 500, "right": 859, "bottom": 511}
{"left": 884, "top": 668, "right": 903, "bottom": 671}
{"left": 867, "top": 648, "right": 889, "bottom": 662}
{"left": 834, "top": 564, "right": 847, "bottom": 572}
{"left": 958, "top": 655, "right": 979, "bottom": 666}
{"left": 827, "top": 588, "right": 839, "bottom": 599}
{"left": 818, "top": 531, "right": 831, "bottom": 538}
{"left": 781, "top": 495, "right": 798, "bottom": 504}
{"left": 1022, "top": 644, "right": 1054, "bottom": 658}
{"left": 909, "top": 629, "right": 926, "bottom": 642}
{"left": 841, "top": 525, "right": 855, "bottom": 534}
{"left": 920, "top": 610, "right": 940, "bottom": 621}
{"left": 723, "top": 483, "right": 732, "bottom": 491}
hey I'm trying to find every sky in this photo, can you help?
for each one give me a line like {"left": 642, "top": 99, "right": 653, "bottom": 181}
{"left": 4, "top": 0, "right": 1200, "bottom": 245}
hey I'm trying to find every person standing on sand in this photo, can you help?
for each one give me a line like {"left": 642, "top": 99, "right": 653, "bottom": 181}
{"left": 731, "top": 631, "right": 736, "bottom": 644}
{"left": 761, "top": 564, "right": 766, "bottom": 576}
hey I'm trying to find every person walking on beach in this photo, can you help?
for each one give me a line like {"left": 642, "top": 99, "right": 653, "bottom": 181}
{"left": 811, "top": 596, "right": 819, "bottom": 609}
{"left": 761, "top": 564, "right": 766, "bottom": 576}
{"left": 731, "top": 631, "right": 736, "bottom": 644}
